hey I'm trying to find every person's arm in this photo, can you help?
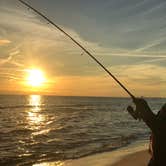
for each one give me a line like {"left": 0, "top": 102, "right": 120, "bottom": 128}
{"left": 127, "top": 98, "right": 157, "bottom": 132}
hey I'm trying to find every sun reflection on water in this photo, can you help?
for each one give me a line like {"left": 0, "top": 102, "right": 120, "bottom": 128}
{"left": 29, "top": 95, "right": 42, "bottom": 112}
{"left": 33, "top": 161, "right": 65, "bottom": 166}
{"left": 26, "top": 95, "right": 52, "bottom": 136}
{"left": 27, "top": 95, "right": 45, "bottom": 131}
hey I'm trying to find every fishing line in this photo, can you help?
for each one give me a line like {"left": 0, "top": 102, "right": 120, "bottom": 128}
{"left": 17, "top": 0, "right": 135, "bottom": 100}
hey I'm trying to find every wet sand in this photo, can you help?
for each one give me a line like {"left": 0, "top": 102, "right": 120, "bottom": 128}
{"left": 111, "top": 150, "right": 150, "bottom": 166}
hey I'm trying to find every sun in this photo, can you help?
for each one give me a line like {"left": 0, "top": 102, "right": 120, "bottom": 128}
{"left": 26, "top": 69, "right": 45, "bottom": 87}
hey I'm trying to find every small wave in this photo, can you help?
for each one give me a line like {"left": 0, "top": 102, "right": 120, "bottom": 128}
{"left": 0, "top": 105, "right": 42, "bottom": 110}
{"left": 0, "top": 128, "right": 33, "bottom": 135}
{"left": 120, "top": 134, "right": 137, "bottom": 142}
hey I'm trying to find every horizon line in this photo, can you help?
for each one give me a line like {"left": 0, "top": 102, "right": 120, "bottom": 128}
{"left": 0, "top": 93, "right": 165, "bottom": 99}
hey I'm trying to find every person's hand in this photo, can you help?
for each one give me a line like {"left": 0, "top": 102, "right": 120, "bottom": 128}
{"left": 127, "top": 98, "right": 151, "bottom": 120}
{"left": 127, "top": 105, "right": 139, "bottom": 120}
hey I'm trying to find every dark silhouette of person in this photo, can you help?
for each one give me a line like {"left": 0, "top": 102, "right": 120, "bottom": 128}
{"left": 127, "top": 98, "right": 166, "bottom": 166}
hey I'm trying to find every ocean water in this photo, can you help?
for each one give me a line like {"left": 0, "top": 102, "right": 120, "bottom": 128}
{"left": 0, "top": 95, "right": 165, "bottom": 165}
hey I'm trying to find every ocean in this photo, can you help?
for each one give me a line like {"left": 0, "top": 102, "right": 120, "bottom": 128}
{"left": 0, "top": 95, "right": 165, "bottom": 165}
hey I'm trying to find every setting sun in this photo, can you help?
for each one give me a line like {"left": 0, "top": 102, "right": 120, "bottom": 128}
{"left": 26, "top": 69, "right": 46, "bottom": 87}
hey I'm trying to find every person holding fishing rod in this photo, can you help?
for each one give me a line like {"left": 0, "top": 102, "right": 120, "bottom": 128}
{"left": 127, "top": 98, "right": 166, "bottom": 166}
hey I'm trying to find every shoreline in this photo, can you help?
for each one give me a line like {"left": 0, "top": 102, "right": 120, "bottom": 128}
{"left": 34, "top": 142, "right": 151, "bottom": 166}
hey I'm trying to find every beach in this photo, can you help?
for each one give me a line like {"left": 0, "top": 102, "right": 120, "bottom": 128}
{"left": 111, "top": 150, "right": 150, "bottom": 166}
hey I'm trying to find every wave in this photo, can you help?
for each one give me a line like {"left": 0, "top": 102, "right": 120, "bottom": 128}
{"left": 0, "top": 105, "right": 41, "bottom": 110}
{"left": 0, "top": 128, "right": 33, "bottom": 135}
{"left": 0, "top": 131, "right": 145, "bottom": 166}
{"left": 0, "top": 103, "right": 94, "bottom": 110}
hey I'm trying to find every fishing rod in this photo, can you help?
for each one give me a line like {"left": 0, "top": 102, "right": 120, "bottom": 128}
{"left": 18, "top": 0, "right": 135, "bottom": 100}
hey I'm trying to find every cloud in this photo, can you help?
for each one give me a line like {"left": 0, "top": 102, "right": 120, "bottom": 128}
{"left": 0, "top": 39, "right": 11, "bottom": 46}
{"left": 110, "top": 64, "right": 166, "bottom": 86}
{"left": 134, "top": 37, "right": 166, "bottom": 52}
{"left": 0, "top": 55, "right": 12, "bottom": 65}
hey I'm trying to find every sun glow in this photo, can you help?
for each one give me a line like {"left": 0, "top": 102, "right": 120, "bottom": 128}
{"left": 26, "top": 69, "right": 46, "bottom": 87}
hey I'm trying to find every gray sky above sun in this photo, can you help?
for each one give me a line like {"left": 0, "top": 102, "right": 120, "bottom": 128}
{"left": 0, "top": 0, "right": 165, "bottom": 97}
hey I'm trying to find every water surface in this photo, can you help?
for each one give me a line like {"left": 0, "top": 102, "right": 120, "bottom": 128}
{"left": 0, "top": 95, "right": 165, "bottom": 165}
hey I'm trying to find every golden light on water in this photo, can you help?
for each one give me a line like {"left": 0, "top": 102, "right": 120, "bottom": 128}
{"left": 27, "top": 95, "right": 45, "bottom": 130}
{"left": 33, "top": 161, "right": 65, "bottom": 166}
{"left": 29, "top": 95, "right": 41, "bottom": 109}
{"left": 26, "top": 95, "right": 51, "bottom": 135}
{"left": 26, "top": 69, "right": 46, "bottom": 87}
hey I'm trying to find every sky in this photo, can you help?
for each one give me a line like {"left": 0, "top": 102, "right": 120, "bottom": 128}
{"left": 0, "top": 0, "right": 166, "bottom": 97}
